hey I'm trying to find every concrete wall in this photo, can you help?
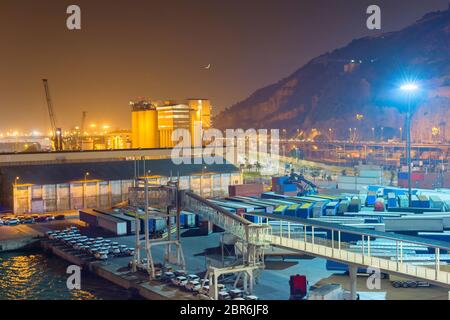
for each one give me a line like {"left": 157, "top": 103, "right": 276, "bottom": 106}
{"left": 13, "top": 172, "right": 242, "bottom": 214}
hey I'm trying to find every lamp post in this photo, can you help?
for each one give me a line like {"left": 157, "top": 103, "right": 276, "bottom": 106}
{"left": 400, "top": 83, "right": 419, "bottom": 207}
{"left": 83, "top": 172, "right": 90, "bottom": 208}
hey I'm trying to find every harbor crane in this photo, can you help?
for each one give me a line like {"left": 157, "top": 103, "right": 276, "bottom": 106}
{"left": 78, "top": 111, "right": 87, "bottom": 150}
{"left": 42, "top": 79, "right": 63, "bottom": 151}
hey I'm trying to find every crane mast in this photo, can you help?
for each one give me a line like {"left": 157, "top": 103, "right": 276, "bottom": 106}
{"left": 79, "top": 111, "right": 87, "bottom": 150}
{"left": 42, "top": 79, "right": 63, "bottom": 151}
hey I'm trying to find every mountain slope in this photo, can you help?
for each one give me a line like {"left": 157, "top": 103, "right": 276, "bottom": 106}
{"left": 215, "top": 7, "right": 450, "bottom": 141}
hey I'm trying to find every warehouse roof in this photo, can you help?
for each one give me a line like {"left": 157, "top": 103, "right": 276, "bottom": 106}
{"left": 0, "top": 158, "right": 239, "bottom": 186}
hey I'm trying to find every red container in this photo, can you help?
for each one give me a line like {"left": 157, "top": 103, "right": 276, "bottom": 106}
{"left": 397, "top": 179, "right": 408, "bottom": 188}
{"left": 411, "top": 172, "right": 424, "bottom": 181}
{"left": 229, "top": 184, "right": 264, "bottom": 197}
{"left": 289, "top": 275, "right": 307, "bottom": 299}
{"left": 374, "top": 198, "right": 385, "bottom": 212}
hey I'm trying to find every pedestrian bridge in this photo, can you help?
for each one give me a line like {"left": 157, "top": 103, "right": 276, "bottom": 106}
{"left": 182, "top": 193, "right": 450, "bottom": 289}
{"left": 130, "top": 185, "right": 450, "bottom": 294}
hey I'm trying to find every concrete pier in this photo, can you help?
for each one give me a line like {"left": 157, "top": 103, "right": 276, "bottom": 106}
{"left": 40, "top": 239, "right": 197, "bottom": 300}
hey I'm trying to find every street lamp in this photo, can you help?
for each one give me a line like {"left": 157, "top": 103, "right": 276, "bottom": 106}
{"left": 400, "top": 82, "right": 420, "bottom": 207}
{"left": 83, "top": 172, "right": 90, "bottom": 208}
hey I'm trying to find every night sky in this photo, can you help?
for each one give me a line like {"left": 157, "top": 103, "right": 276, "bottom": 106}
{"left": 0, "top": 0, "right": 449, "bottom": 132}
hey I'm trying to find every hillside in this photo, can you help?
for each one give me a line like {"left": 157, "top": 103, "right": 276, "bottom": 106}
{"left": 215, "top": 7, "right": 450, "bottom": 142}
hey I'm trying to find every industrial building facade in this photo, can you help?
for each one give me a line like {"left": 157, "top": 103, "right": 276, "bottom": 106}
{"left": 131, "top": 99, "right": 211, "bottom": 149}
{"left": 0, "top": 158, "right": 241, "bottom": 214}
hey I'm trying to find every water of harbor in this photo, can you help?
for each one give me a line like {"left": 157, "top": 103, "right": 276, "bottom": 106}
{"left": 0, "top": 250, "right": 133, "bottom": 300}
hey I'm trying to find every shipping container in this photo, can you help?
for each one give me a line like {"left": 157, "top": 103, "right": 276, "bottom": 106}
{"left": 338, "top": 200, "right": 349, "bottom": 215}
{"left": 374, "top": 198, "right": 385, "bottom": 212}
{"left": 325, "top": 202, "right": 339, "bottom": 216}
{"left": 312, "top": 202, "right": 326, "bottom": 218}
{"left": 366, "top": 191, "right": 377, "bottom": 206}
{"left": 286, "top": 204, "right": 300, "bottom": 217}
{"left": 383, "top": 216, "right": 444, "bottom": 232}
{"left": 347, "top": 197, "right": 361, "bottom": 212}
{"left": 429, "top": 196, "right": 444, "bottom": 210}
{"left": 97, "top": 214, "right": 127, "bottom": 236}
{"left": 274, "top": 205, "right": 288, "bottom": 215}
{"left": 79, "top": 209, "right": 99, "bottom": 226}
{"left": 228, "top": 183, "right": 264, "bottom": 197}
{"left": 387, "top": 193, "right": 398, "bottom": 209}
{"left": 298, "top": 203, "right": 313, "bottom": 219}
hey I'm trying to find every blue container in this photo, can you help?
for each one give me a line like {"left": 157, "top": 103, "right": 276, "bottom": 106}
{"left": 326, "top": 260, "right": 368, "bottom": 273}
{"left": 179, "top": 214, "right": 186, "bottom": 227}
{"left": 281, "top": 184, "right": 297, "bottom": 192}
{"left": 366, "top": 194, "right": 377, "bottom": 206}
{"left": 286, "top": 204, "right": 300, "bottom": 217}
{"left": 298, "top": 203, "right": 313, "bottom": 219}
{"left": 398, "top": 172, "right": 408, "bottom": 180}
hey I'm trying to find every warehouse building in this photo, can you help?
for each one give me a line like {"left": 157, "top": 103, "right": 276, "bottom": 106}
{"left": 0, "top": 158, "right": 241, "bottom": 214}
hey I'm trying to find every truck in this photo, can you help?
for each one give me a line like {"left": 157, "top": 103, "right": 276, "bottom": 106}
{"left": 389, "top": 274, "right": 430, "bottom": 288}
{"left": 289, "top": 275, "right": 308, "bottom": 300}
{"left": 308, "top": 284, "right": 359, "bottom": 300}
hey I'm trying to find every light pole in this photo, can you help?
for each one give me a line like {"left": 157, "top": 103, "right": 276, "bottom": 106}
{"left": 400, "top": 83, "right": 419, "bottom": 207}
{"left": 84, "top": 172, "right": 90, "bottom": 208}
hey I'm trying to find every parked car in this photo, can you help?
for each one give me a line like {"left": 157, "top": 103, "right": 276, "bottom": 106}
{"left": 187, "top": 274, "right": 200, "bottom": 282}
{"left": 192, "top": 279, "right": 209, "bottom": 293}
{"left": 174, "top": 270, "right": 187, "bottom": 277}
{"left": 229, "top": 289, "right": 244, "bottom": 299}
{"left": 172, "top": 276, "right": 188, "bottom": 287}
{"left": 35, "top": 216, "right": 48, "bottom": 223}
{"left": 94, "top": 250, "right": 109, "bottom": 260}
{"left": 161, "top": 272, "right": 176, "bottom": 283}
{"left": 218, "top": 290, "right": 231, "bottom": 300}
{"left": 0, "top": 219, "right": 4, "bottom": 226}
{"left": 55, "top": 215, "right": 65, "bottom": 220}
{"left": 4, "top": 218, "right": 20, "bottom": 226}
{"left": 185, "top": 280, "right": 200, "bottom": 292}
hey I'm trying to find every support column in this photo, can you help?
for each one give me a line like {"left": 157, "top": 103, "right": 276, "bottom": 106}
{"left": 349, "top": 265, "right": 358, "bottom": 301}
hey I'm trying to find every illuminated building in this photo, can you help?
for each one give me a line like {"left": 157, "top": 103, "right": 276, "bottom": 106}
{"left": 131, "top": 99, "right": 212, "bottom": 148}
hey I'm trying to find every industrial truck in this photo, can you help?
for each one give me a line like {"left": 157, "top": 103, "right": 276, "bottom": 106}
{"left": 289, "top": 274, "right": 360, "bottom": 300}
{"left": 286, "top": 170, "right": 319, "bottom": 196}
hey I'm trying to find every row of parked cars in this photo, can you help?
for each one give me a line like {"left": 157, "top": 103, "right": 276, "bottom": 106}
{"left": 0, "top": 214, "right": 65, "bottom": 226}
{"left": 132, "top": 262, "right": 258, "bottom": 300}
{"left": 45, "top": 227, "right": 134, "bottom": 261}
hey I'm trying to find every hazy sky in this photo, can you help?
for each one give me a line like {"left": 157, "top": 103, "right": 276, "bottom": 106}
{"left": 0, "top": 0, "right": 449, "bottom": 132}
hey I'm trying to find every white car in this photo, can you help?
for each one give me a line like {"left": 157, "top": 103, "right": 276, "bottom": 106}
{"left": 185, "top": 280, "right": 200, "bottom": 292}
{"left": 95, "top": 250, "right": 109, "bottom": 260}
{"left": 187, "top": 274, "right": 200, "bottom": 282}
{"left": 218, "top": 291, "right": 231, "bottom": 300}
{"left": 193, "top": 279, "right": 210, "bottom": 292}
{"left": 229, "top": 289, "right": 244, "bottom": 299}
{"left": 0, "top": 219, "right": 4, "bottom": 226}
{"left": 171, "top": 276, "right": 188, "bottom": 287}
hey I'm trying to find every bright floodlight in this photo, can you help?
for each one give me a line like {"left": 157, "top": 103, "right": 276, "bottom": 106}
{"left": 400, "top": 83, "right": 419, "bottom": 92}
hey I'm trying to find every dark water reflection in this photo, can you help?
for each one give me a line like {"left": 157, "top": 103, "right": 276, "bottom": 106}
{"left": 0, "top": 251, "right": 132, "bottom": 300}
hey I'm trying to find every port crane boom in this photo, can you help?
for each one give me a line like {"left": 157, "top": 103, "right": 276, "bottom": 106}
{"left": 42, "top": 79, "right": 63, "bottom": 151}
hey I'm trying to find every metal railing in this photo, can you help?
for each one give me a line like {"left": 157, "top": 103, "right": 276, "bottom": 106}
{"left": 182, "top": 191, "right": 269, "bottom": 247}
{"left": 248, "top": 212, "right": 450, "bottom": 287}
